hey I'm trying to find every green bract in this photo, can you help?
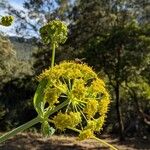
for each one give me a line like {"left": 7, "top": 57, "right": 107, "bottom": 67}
{"left": 37, "top": 61, "right": 110, "bottom": 139}
{"left": 0, "top": 16, "right": 14, "bottom": 26}
{"left": 39, "top": 20, "right": 68, "bottom": 47}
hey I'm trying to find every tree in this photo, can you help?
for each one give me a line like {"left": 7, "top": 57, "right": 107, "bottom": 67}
{"left": 0, "top": 35, "right": 16, "bottom": 87}
{"left": 0, "top": 35, "right": 35, "bottom": 130}
{"left": 68, "top": 0, "right": 150, "bottom": 140}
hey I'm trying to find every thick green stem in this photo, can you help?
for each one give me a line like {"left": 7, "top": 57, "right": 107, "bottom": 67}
{"left": 0, "top": 116, "right": 40, "bottom": 143}
{"left": 0, "top": 100, "right": 69, "bottom": 143}
{"left": 45, "top": 99, "right": 69, "bottom": 118}
{"left": 51, "top": 43, "right": 55, "bottom": 68}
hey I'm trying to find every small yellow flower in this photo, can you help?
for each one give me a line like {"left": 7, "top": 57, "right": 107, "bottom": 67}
{"left": 90, "top": 79, "right": 106, "bottom": 94}
{"left": 85, "top": 120, "right": 97, "bottom": 131}
{"left": 0, "top": 16, "right": 14, "bottom": 26}
{"left": 83, "top": 99, "right": 99, "bottom": 119}
{"left": 98, "top": 92, "right": 110, "bottom": 115}
{"left": 69, "top": 112, "right": 82, "bottom": 127}
{"left": 79, "top": 129, "right": 94, "bottom": 140}
{"left": 53, "top": 112, "right": 81, "bottom": 131}
{"left": 44, "top": 87, "right": 61, "bottom": 106}
{"left": 95, "top": 115, "right": 106, "bottom": 131}
{"left": 53, "top": 112, "right": 70, "bottom": 130}
{"left": 84, "top": 116, "right": 106, "bottom": 132}
{"left": 71, "top": 79, "right": 86, "bottom": 99}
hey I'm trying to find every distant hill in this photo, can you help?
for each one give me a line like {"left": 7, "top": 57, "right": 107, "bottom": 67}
{"left": 8, "top": 36, "right": 37, "bottom": 61}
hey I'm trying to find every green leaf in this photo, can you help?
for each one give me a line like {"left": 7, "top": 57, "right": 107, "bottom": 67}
{"left": 33, "top": 79, "right": 47, "bottom": 116}
{"left": 41, "top": 121, "right": 55, "bottom": 136}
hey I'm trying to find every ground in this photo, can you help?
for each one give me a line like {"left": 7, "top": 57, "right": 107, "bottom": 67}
{"left": 0, "top": 133, "right": 150, "bottom": 150}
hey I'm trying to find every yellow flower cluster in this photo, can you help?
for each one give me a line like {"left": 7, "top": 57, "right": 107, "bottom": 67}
{"left": 38, "top": 61, "right": 110, "bottom": 139}
{"left": 0, "top": 16, "right": 14, "bottom": 26}
{"left": 98, "top": 93, "right": 110, "bottom": 115}
{"left": 53, "top": 112, "right": 81, "bottom": 131}
{"left": 85, "top": 116, "right": 105, "bottom": 132}
{"left": 83, "top": 99, "right": 99, "bottom": 119}
{"left": 39, "top": 20, "right": 68, "bottom": 47}
{"left": 71, "top": 79, "right": 86, "bottom": 99}
{"left": 38, "top": 61, "right": 97, "bottom": 81}
{"left": 44, "top": 87, "right": 61, "bottom": 106}
{"left": 79, "top": 129, "right": 94, "bottom": 140}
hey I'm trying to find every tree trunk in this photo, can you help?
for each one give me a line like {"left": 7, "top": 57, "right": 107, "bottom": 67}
{"left": 115, "top": 81, "right": 125, "bottom": 141}
{"left": 131, "top": 90, "right": 150, "bottom": 125}
{"left": 115, "top": 46, "right": 125, "bottom": 141}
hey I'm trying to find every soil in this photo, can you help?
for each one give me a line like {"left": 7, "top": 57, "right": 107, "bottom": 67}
{"left": 0, "top": 133, "right": 150, "bottom": 150}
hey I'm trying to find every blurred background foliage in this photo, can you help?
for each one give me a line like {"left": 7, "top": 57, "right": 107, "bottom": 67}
{"left": 0, "top": 0, "right": 150, "bottom": 141}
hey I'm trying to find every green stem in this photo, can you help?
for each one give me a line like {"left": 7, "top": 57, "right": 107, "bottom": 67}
{"left": 67, "top": 127, "right": 81, "bottom": 133}
{"left": 45, "top": 100, "right": 69, "bottom": 118}
{"left": 0, "top": 116, "right": 40, "bottom": 143}
{"left": 0, "top": 100, "right": 69, "bottom": 143}
{"left": 93, "top": 136, "right": 118, "bottom": 150}
{"left": 51, "top": 43, "right": 55, "bottom": 68}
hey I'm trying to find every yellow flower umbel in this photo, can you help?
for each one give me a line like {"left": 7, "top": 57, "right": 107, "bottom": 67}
{"left": 39, "top": 19, "right": 68, "bottom": 47}
{"left": 38, "top": 61, "right": 110, "bottom": 139}
{"left": 39, "top": 19, "right": 68, "bottom": 68}
{"left": 0, "top": 16, "right": 14, "bottom": 26}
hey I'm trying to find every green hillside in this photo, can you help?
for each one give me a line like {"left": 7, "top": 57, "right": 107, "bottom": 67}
{"left": 9, "top": 36, "right": 37, "bottom": 61}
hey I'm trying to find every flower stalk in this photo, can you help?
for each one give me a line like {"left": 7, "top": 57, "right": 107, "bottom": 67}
{"left": 93, "top": 136, "right": 118, "bottom": 150}
{"left": 0, "top": 100, "right": 69, "bottom": 143}
{"left": 51, "top": 43, "right": 56, "bottom": 68}
{"left": 0, "top": 117, "right": 40, "bottom": 143}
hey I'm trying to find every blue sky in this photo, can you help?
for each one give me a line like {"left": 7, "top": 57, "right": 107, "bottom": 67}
{"left": 0, "top": 0, "right": 58, "bottom": 36}
{"left": 0, "top": 0, "right": 71, "bottom": 36}
{"left": 2, "top": 0, "right": 24, "bottom": 13}
{"left": 9, "top": 0, "right": 24, "bottom": 7}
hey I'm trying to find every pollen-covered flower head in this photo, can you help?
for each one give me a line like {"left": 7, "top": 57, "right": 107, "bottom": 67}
{"left": 38, "top": 61, "right": 110, "bottom": 139}
{"left": 0, "top": 16, "right": 14, "bottom": 26}
{"left": 39, "top": 19, "right": 68, "bottom": 47}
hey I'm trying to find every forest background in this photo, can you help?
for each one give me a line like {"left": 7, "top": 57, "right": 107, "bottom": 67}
{"left": 0, "top": 0, "right": 150, "bottom": 142}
